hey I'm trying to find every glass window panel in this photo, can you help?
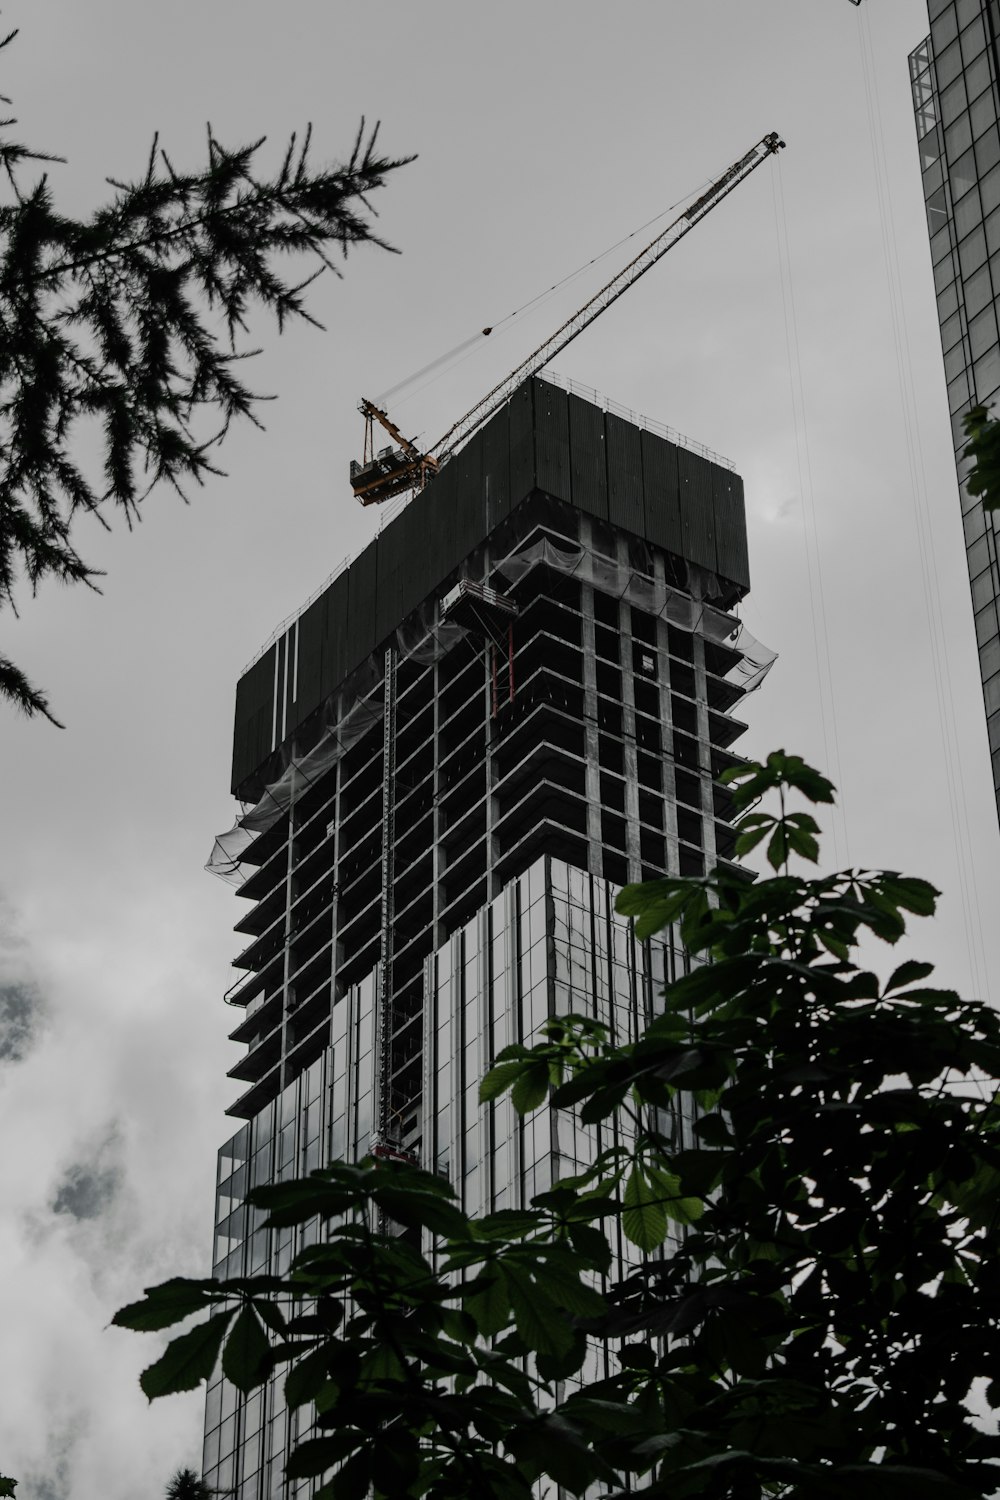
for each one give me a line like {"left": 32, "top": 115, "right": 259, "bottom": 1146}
{"left": 936, "top": 37, "right": 964, "bottom": 90}
{"left": 932, "top": 2, "right": 959, "bottom": 46}
{"left": 961, "top": 14, "right": 987, "bottom": 63}
{"left": 949, "top": 369, "right": 972, "bottom": 411}
{"left": 973, "top": 564, "right": 999, "bottom": 613}
{"left": 982, "top": 164, "right": 1000, "bottom": 220}
{"left": 929, "top": 0, "right": 953, "bottom": 18}
{"left": 970, "top": 304, "right": 998, "bottom": 359}
{"left": 938, "top": 278, "right": 960, "bottom": 320}
{"left": 989, "top": 707, "right": 1000, "bottom": 753}
{"left": 977, "top": 600, "right": 1000, "bottom": 647}
{"left": 975, "top": 343, "right": 1000, "bottom": 399}
{"left": 965, "top": 501, "right": 987, "bottom": 545}
{"left": 984, "top": 637, "right": 1000, "bottom": 683}
{"left": 942, "top": 76, "right": 969, "bottom": 131}
{"left": 965, "top": 260, "right": 992, "bottom": 315}
{"left": 955, "top": 184, "right": 981, "bottom": 238}
{"left": 932, "top": 222, "right": 954, "bottom": 267}
{"left": 942, "top": 309, "right": 964, "bottom": 350}
{"left": 951, "top": 144, "right": 978, "bottom": 199}
{"left": 960, "top": 223, "right": 988, "bottom": 278}
{"left": 977, "top": 126, "right": 1000, "bottom": 177}
{"left": 921, "top": 123, "right": 943, "bottom": 171}
{"left": 969, "top": 533, "right": 992, "bottom": 578}
{"left": 987, "top": 207, "right": 1000, "bottom": 258}
{"left": 956, "top": 0, "right": 980, "bottom": 25}
{"left": 967, "top": 52, "right": 994, "bottom": 111}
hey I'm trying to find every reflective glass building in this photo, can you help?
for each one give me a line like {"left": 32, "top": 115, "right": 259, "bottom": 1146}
{"left": 911, "top": 0, "right": 1000, "bottom": 814}
{"left": 202, "top": 374, "right": 772, "bottom": 1497}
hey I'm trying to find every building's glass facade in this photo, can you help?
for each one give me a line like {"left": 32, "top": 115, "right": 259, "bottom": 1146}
{"left": 203, "top": 855, "right": 687, "bottom": 1497}
{"left": 911, "top": 0, "right": 1000, "bottom": 811}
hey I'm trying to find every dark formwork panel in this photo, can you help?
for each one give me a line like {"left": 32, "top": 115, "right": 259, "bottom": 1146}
{"left": 285, "top": 622, "right": 299, "bottom": 730}
{"left": 567, "top": 393, "right": 609, "bottom": 520}
{"left": 438, "top": 443, "right": 485, "bottom": 580}
{"left": 375, "top": 521, "right": 410, "bottom": 645}
{"left": 712, "top": 472, "right": 750, "bottom": 592}
{"left": 640, "top": 430, "right": 682, "bottom": 555}
{"left": 322, "top": 570, "right": 351, "bottom": 696}
{"left": 677, "top": 449, "right": 716, "bottom": 572}
{"left": 535, "top": 383, "right": 572, "bottom": 499}
{"left": 275, "top": 634, "right": 286, "bottom": 735}
{"left": 509, "top": 383, "right": 535, "bottom": 502}
{"left": 482, "top": 399, "right": 512, "bottom": 526}
{"left": 344, "top": 542, "right": 378, "bottom": 669}
{"left": 232, "top": 647, "right": 276, "bottom": 791}
{"left": 294, "top": 594, "right": 326, "bottom": 724}
{"left": 606, "top": 411, "right": 644, "bottom": 536}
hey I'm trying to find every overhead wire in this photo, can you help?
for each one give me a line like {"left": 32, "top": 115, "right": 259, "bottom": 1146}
{"left": 771, "top": 161, "right": 851, "bottom": 869}
{"left": 855, "top": 3, "right": 989, "bottom": 1002}
{"left": 375, "top": 172, "right": 719, "bottom": 413}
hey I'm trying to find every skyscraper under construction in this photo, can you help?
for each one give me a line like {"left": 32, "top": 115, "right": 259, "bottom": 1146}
{"left": 200, "top": 373, "right": 773, "bottom": 1498}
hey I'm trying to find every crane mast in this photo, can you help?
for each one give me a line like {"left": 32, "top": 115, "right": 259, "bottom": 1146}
{"left": 350, "top": 129, "right": 785, "bottom": 506}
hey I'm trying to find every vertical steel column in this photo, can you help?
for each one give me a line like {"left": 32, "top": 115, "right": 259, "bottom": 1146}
{"left": 690, "top": 629, "right": 718, "bottom": 872}
{"left": 376, "top": 646, "right": 397, "bottom": 1144}
{"left": 279, "top": 789, "right": 297, "bottom": 1087}
{"left": 578, "top": 518, "right": 605, "bottom": 878}
{"left": 653, "top": 550, "right": 680, "bottom": 875}
{"left": 616, "top": 534, "right": 643, "bottom": 883}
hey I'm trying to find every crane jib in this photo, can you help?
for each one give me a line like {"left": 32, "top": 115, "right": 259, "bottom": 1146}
{"left": 350, "top": 129, "right": 786, "bottom": 503}
{"left": 683, "top": 144, "right": 768, "bottom": 222}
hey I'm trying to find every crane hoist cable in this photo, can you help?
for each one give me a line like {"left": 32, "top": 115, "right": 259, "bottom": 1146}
{"left": 349, "top": 129, "right": 785, "bottom": 507}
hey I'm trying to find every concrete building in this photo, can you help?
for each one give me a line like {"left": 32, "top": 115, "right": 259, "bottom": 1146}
{"left": 910, "top": 0, "right": 1000, "bottom": 815}
{"left": 200, "top": 374, "right": 772, "bottom": 1497}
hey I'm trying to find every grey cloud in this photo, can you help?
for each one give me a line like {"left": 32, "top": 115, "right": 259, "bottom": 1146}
{"left": 0, "top": 980, "right": 45, "bottom": 1063}
{"left": 51, "top": 1145, "right": 123, "bottom": 1222}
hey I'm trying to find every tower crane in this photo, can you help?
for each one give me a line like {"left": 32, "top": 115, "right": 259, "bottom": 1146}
{"left": 349, "top": 130, "right": 785, "bottom": 507}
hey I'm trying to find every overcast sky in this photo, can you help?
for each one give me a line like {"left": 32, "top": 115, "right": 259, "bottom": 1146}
{"left": 3, "top": 2, "right": 997, "bottom": 1496}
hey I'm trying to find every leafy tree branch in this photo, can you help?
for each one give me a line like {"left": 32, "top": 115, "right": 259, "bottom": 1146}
{"left": 118, "top": 752, "right": 1000, "bottom": 1497}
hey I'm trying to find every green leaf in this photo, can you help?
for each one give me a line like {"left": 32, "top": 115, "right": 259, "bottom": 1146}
{"left": 112, "top": 1278, "right": 219, "bottom": 1332}
{"left": 480, "top": 1059, "right": 529, "bottom": 1103}
{"left": 884, "top": 959, "right": 935, "bottom": 994}
{"left": 466, "top": 1270, "right": 511, "bottom": 1337}
{"left": 567, "top": 1222, "right": 613, "bottom": 1273}
{"left": 0, "top": 1479, "right": 16, "bottom": 1498}
{"left": 371, "top": 1183, "right": 469, "bottom": 1237}
{"left": 616, "top": 880, "right": 694, "bottom": 941}
{"left": 284, "top": 1343, "right": 331, "bottom": 1409}
{"left": 222, "top": 1303, "right": 272, "bottom": 1393}
{"left": 286, "top": 1435, "right": 360, "bottom": 1481}
{"left": 734, "top": 822, "right": 772, "bottom": 857}
{"left": 504, "top": 1264, "right": 573, "bottom": 1357}
{"left": 766, "top": 823, "right": 788, "bottom": 871}
{"left": 474, "top": 1209, "right": 543, "bottom": 1239}
{"left": 622, "top": 1162, "right": 667, "bottom": 1251}
{"left": 879, "top": 874, "right": 939, "bottom": 918}
{"left": 511, "top": 1062, "right": 550, "bottom": 1114}
{"left": 139, "top": 1308, "right": 235, "bottom": 1399}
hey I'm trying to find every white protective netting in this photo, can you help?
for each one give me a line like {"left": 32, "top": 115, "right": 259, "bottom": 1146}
{"left": 206, "top": 528, "right": 775, "bottom": 888}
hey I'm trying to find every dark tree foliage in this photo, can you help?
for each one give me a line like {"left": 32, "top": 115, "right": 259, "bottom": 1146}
{"left": 115, "top": 751, "right": 1000, "bottom": 1498}
{"left": 0, "top": 26, "right": 411, "bottom": 724}
{"left": 962, "top": 404, "right": 1000, "bottom": 512}
{"left": 165, "top": 1469, "right": 212, "bottom": 1500}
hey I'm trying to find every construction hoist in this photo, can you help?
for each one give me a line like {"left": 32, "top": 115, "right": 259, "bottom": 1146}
{"left": 349, "top": 129, "right": 785, "bottom": 506}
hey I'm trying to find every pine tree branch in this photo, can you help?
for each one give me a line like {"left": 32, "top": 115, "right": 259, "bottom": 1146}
{"left": 0, "top": 27, "right": 413, "bottom": 724}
